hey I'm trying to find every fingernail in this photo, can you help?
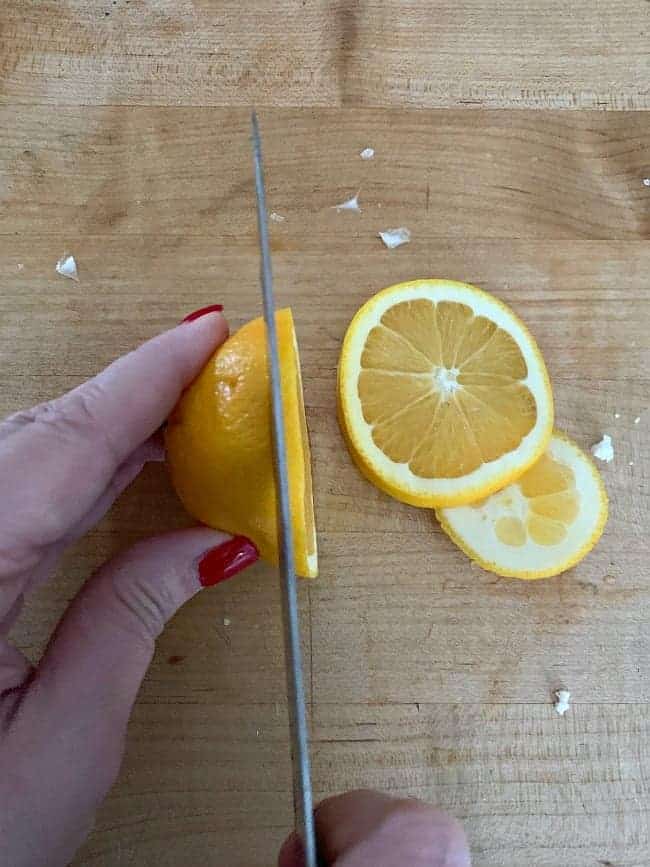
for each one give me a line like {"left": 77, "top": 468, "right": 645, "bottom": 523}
{"left": 182, "top": 304, "right": 224, "bottom": 323}
{"left": 198, "top": 536, "right": 259, "bottom": 587}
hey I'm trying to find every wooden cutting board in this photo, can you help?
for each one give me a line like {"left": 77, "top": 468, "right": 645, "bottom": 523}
{"left": 1, "top": 4, "right": 649, "bottom": 866}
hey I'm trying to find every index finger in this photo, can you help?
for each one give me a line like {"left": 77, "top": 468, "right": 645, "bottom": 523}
{"left": 64, "top": 310, "right": 228, "bottom": 463}
{"left": 0, "top": 311, "right": 228, "bottom": 558}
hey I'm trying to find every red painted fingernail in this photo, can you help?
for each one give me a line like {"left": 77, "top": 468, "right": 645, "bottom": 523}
{"left": 182, "top": 304, "right": 224, "bottom": 323}
{"left": 198, "top": 536, "right": 259, "bottom": 587}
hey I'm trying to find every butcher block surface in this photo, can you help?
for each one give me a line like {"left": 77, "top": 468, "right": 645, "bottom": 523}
{"left": 1, "top": 4, "right": 649, "bottom": 866}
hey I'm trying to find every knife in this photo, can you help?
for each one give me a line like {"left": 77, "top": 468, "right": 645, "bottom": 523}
{"left": 251, "top": 111, "right": 319, "bottom": 867}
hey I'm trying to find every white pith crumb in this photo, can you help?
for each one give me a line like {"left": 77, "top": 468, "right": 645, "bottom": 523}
{"left": 591, "top": 434, "right": 613, "bottom": 463}
{"left": 334, "top": 192, "right": 361, "bottom": 212}
{"left": 378, "top": 227, "right": 411, "bottom": 249}
{"left": 56, "top": 254, "right": 79, "bottom": 281}
{"left": 554, "top": 689, "right": 571, "bottom": 716}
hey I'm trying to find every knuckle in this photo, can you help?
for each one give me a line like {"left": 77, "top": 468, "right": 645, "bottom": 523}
{"left": 16, "top": 382, "right": 120, "bottom": 472}
{"left": 0, "top": 379, "right": 120, "bottom": 473}
{"left": 110, "top": 576, "right": 166, "bottom": 644}
{"left": 104, "top": 544, "right": 177, "bottom": 643}
{"left": 1, "top": 402, "right": 54, "bottom": 438}
{"left": 0, "top": 380, "right": 123, "bottom": 560}
{"left": 51, "top": 383, "right": 120, "bottom": 465}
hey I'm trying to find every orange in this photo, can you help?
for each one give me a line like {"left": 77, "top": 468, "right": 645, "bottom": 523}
{"left": 166, "top": 309, "right": 317, "bottom": 578}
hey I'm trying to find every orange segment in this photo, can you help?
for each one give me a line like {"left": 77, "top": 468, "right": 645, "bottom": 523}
{"left": 412, "top": 398, "right": 480, "bottom": 479}
{"left": 495, "top": 516, "right": 527, "bottom": 547}
{"left": 454, "top": 316, "right": 498, "bottom": 367}
{"left": 519, "top": 451, "right": 574, "bottom": 497}
{"left": 526, "top": 515, "right": 567, "bottom": 546}
{"left": 359, "top": 370, "right": 434, "bottom": 426}
{"left": 362, "top": 325, "right": 432, "bottom": 373}
{"left": 529, "top": 490, "right": 579, "bottom": 523}
{"left": 461, "top": 326, "right": 529, "bottom": 379}
{"left": 380, "top": 299, "right": 443, "bottom": 365}
{"left": 372, "top": 392, "right": 441, "bottom": 465}
{"left": 435, "top": 301, "right": 473, "bottom": 367}
{"left": 166, "top": 309, "right": 317, "bottom": 578}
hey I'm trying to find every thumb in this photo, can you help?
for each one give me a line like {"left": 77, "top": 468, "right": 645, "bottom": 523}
{"left": 3, "top": 529, "right": 257, "bottom": 867}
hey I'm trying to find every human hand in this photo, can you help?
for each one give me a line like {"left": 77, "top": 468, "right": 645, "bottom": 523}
{"left": 278, "top": 789, "right": 471, "bottom": 866}
{"left": 0, "top": 308, "right": 259, "bottom": 867}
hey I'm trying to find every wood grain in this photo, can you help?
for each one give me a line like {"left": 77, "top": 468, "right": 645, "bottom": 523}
{"left": 312, "top": 703, "right": 650, "bottom": 867}
{"left": 1, "top": 1, "right": 649, "bottom": 109}
{"left": 0, "top": 109, "right": 649, "bottom": 240}
{"left": 1, "top": 108, "right": 648, "bottom": 866}
{"left": 74, "top": 702, "right": 650, "bottom": 866}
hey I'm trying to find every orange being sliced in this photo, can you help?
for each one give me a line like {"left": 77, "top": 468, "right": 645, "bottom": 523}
{"left": 166, "top": 309, "right": 317, "bottom": 578}
{"left": 437, "top": 431, "right": 608, "bottom": 579}
{"left": 338, "top": 280, "right": 554, "bottom": 507}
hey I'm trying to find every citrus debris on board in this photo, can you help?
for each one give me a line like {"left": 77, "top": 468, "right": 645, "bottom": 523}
{"left": 166, "top": 308, "right": 318, "bottom": 578}
{"left": 338, "top": 279, "right": 554, "bottom": 508}
{"left": 436, "top": 432, "right": 608, "bottom": 579}
{"left": 554, "top": 689, "right": 571, "bottom": 716}
{"left": 591, "top": 433, "right": 614, "bottom": 463}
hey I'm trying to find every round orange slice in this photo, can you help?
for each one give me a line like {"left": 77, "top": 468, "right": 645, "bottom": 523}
{"left": 437, "top": 431, "right": 608, "bottom": 579}
{"left": 338, "top": 280, "right": 554, "bottom": 508}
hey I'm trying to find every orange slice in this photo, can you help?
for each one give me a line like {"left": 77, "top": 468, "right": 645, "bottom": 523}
{"left": 338, "top": 280, "right": 554, "bottom": 507}
{"left": 437, "top": 431, "right": 608, "bottom": 579}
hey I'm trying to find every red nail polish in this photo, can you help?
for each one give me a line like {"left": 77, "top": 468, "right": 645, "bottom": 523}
{"left": 198, "top": 536, "right": 259, "bottom": 587}
{"left": 182, "top": 304, "right": 224, "bottom": 323}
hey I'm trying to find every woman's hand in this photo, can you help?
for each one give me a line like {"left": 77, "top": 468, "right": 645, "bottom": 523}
{"left": 278, "top": 790, "right": 471, "bottom": 866}
{"left": 0, "top": 309, "right": 259, "bottom": 867}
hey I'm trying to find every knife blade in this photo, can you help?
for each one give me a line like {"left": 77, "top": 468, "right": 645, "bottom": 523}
{"left": 250, "top": 111, "right": 319, "bottom": 867}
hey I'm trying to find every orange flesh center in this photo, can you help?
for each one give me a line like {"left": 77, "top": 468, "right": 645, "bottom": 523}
{"left": 358, "top": 299, "right": 537, "bottom": 478}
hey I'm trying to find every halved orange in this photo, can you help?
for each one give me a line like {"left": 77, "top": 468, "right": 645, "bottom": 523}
{"left": 166, "top": 309, "right": 317, "bottom": 578}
